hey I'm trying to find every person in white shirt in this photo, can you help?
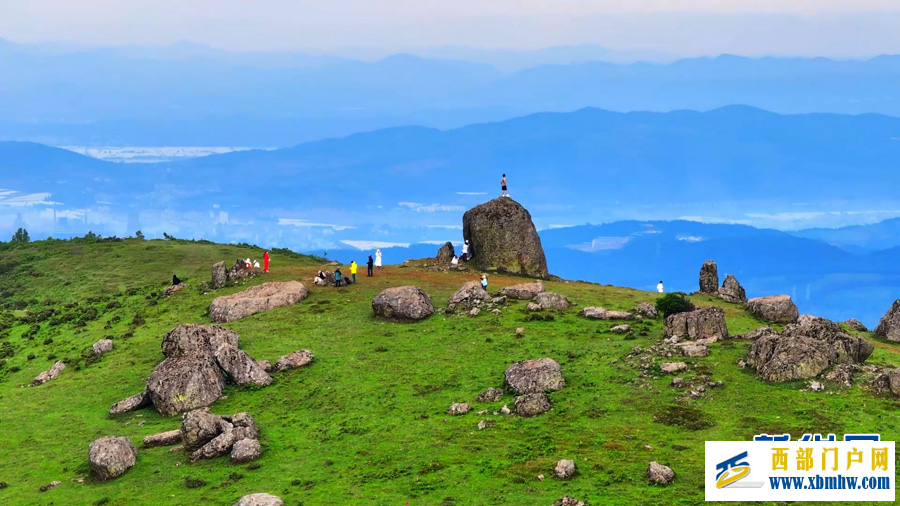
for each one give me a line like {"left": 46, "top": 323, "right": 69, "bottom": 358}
{"left": 375, "top": 249, "right": 382, "bottom": 269}
{"left": 461, "top": 240, "right": 470, "bottom": 262}
{"left": 450, "top": 255, "right": 459, "bottom": 267}
{"left": 253, "top": 260, "right": 260, "bottom": 268}
{"left": 657, "top": 281, "right": 664, "bottom": 293}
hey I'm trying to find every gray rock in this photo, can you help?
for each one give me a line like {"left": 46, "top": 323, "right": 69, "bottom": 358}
{"left": 181, "top": 409, "right": 226, "bottom": 452}
{"left": 526, "top": 302, "right": 542, "bottom": 312}
{"left": 552, "top": 496, "right": 586, "bottom": 506}
{"left": 746, "top": 295, "right": 799, "bottom": 324}
{"left": 448, "top": 403, "right": 472, "bottom": 415}
{"left": 718, "top": 274, "right": 747, "bottom": 303}
{"left": 214, "top": 345, "right": 272, "bottom": 387}
{"left": 554, "top": 459, "right": 576, "bottom": 479}
{"left": 233, "top": 493, "right": 284, "bottom": 506}
{"left": 462, "top": 198, "right": 549, "bottom": 278}
{"left": 504, "top": 358, "right": 565, "bottom": 394}
{"left": 699, "top": 260, "right": 719, "bottom": 294}
{"left": 372, "top": 286, "right": 435, "bottom": 321}
{"left": 647, "top": 461, "right": 675, "bottom": 486}
{"left": 514, "top": 392, "right": 552, "bottom": 417}
{"left": 88, "top": 436, "right": 137, "bottom": 481}
{"left": 226, "top": 258, "right": 256, "bottom": 284}
{"left": 470, "top": 307, "right": 481, "bottom": 317}
{"left": 191, "top": 422, "right": 235, "bottom": 461}
{"left": 869, "top": 368, "right": 900, "bottom": 396}
{"left": 874, "top": 299, "right": 900, "bottom": 342}
{"left": 533, "top": 292, "right": 571, "bottom": 310}
{"left": 476, "top": 387, "right": 504, "bottom": 402}
{"left": 498, "top": 281, "right": 545, "bottom": 300}
{"left": 491, "top": 308, "right": 502, "bottom": 315}
{"left": 809, "top": 380, "right": 825, "bottom": 392}
{"left": 435, "top": 241, "right": 455, "bottom": 264}
{"left": 477, "top": 419, "right": 495, "bottom": 430}
{"left": 256, "top": 360, "right": 273, "bottom": 373}
{"left": 211, "top": 261, "right": 227, "bottom": 289}
{"left": 147, "top": 354, "right": 227, "bottom": 416}
{"left": 632, "top": 302, "right": 659, "bottom": 319}
{"left": 610, "top": 324, "right": 631, "bottom": 334}
{"left": 665, "top": 306, "right": 728, "bottom": 341}
{"left": 163, "top": 284, "right": 186, "bottom": 297}
{"left": 671, "top": 377, "right": 686, "bottom": 388}
{"left": 579, "top": 307, "right": 634, "bottom": 320}
{"left": 844, "top": 318, "right": 868, "bottom": 332}
{"left": 274, "top": 350, "right": 314, "bottom": 372}
{"left": 92, "top": 339, "right": 114, "bottom": 356}
{"left": 161, "top": 324, "right": 240, "bottom": 359}
{"left": 660, "top": 362, "right": 687, "bottom": 373}
{"left": 30, "top": 361, "right": 65, "bottom": 387}
{"left": 783, "top": 315, "right": 873, "bottom": 363}
{"left": 733, "top": 326, "right": 778, "bottom": 340}
{"left": 448, "top": 281, "right": 487, "bottom": 310}
{"left": 109, "top": 390, "right": 152, "bottom": 415}
{"left": 676, "top": 343, "right": 710, "bottom": 357}
{"left": 232, "top": 412, "right": 260, "bottom": 441}
{"left": 231, "top": 438, "right": 262, "bottom": 464}
{"left": 209, "top": 281, "right": 308, "bottom": 323}
{"left": 492, "top": 296, "right": 507, "bottom": 305}
{"left": 143, "top": 430, "right": 182, "bottom": 448}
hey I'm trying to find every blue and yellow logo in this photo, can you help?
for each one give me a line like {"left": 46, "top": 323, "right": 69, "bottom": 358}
{"left": 716, "top": 451, "right": 751, "bottom": 488}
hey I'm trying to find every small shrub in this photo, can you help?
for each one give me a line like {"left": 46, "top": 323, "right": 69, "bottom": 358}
{"left": 0, "top": 341, "right": 12, "bottom": 358}
{"left": 43, "top": 337, "right": 53, "bottom": 345}
{"left": 654, "top": 293, "right": 695, "bottom": 318}
{"left": 131, "top": 314, "right": 146, "bottom": 327}
{"left": 122, "top": 331, "right": 134, "bottom": 340}
{"left": 8, "top": 366, "right": 19, "bottom": 373}
{"left": 105, "top": 300, "right": 121, "bottom": 310}
{"left": 184, "top": 477, "right": 207, "bottom": 489}
{"left": 47, "top": 354, "right": 57, "bottom": 360}
{"left": 95, "top": 498, "right": 110, "bottom": 506}
{"left": 27, "top": 353, "right": 35, "bottom": 360}
{"left": 246, "top": 463, "right": 261, "bottom": 471}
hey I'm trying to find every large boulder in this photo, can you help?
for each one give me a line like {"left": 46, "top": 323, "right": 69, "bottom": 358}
{"left": 447, "top": 281, "right": 487, "bottom": 311}
{"left": 231, "top": 438, "right": 262, "bottom": 464}
{"left": 747, "top": 315, "right": 873, "bottom": 382}
{"left": 372, "top": 286, "right": 434, "bottom": 321}
{"left": 699, "top": 260, "right": 719, "bottom": 294}
{"left": 88, "top": 436, "right": 137, "bottom": 481}
{"left": 181, "top": 409, "right": 227, "bottom": 452}
{"left": 504, "top": 358, "right": 565, "bottom": 394}
{"left": 579, "top": 307, "right": 634, "bottom": 320}
{"left": 435, "top": 242, "right": 455, "bottom": 264}
{"left": 632, "top": 302, "right": 659, "bottom": 319}
{"left": 498, "top": 281, "right": 545, "bottom": 300}
{"left": 874, "top": 300, "right": 900, "bottom": 342}
{"left": 233, "top": 494, "right": 284, "bottom": 506}
{"left": 211, "top": 261, "right": 227, "bottom": 289}
{"left": 746, "top": 295, "right": 799, "bottom": 324}
{"left": 30, "top": 361, "right": 66, "bottom": 387}
{"left": 733, "top": 326, "right": 778, "bottom": 340}
{"left": 214, "top": 345, "right": 273, "bottom": 387}
{"left": 462, "top": 198, "right": 549, "bottom": 278}
{"left": 143, "top": 430, "right": 182, "bottom": 448}
{"left": 844, "top": 319, "right": 868, "bottom": 332}
{"left": 532, "top": 292, "right": 571, "bottom": 311}
{"left": 209, "top": 281, "right": 308, "bottom": 323}
{"left": 161, "top": 324, "right": 240, "bottom": 358}
{"left": 718, "top": 274, "right": 747, "bottom": 303}
{"left": 147, "top": 354, "right": 228, "bottom": 417}
{"left": 664, "top": 306, "right": 728, "bottom": 341}
{"left": 92, "top": 339, "right": 114, "bottom": 356}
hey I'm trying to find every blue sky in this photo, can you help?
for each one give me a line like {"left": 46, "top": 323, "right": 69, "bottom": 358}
{"left": 1, "top": 1, "right": 899, "bottom": 57}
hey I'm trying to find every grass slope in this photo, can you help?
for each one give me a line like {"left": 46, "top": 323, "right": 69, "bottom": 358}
{"left": 0, "top": 238, "right": 898, "bottom": 506}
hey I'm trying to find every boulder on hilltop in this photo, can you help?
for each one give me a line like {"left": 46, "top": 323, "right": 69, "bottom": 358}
{"left": 699, "top": 260, "right": 718, "bottom": 295}
{"left": 372, "top": 286, "right": 434, "bottom": 321}
{"left": 874, "top": 299, "right": 900, "bottom": 342}
{"left": 498, "top": 281, "right": 544, "bottom": 300}
{"left": 435, "top": 242, "right": 455, "bottom": 264}
{"left": 746, "top": 295, "right": 799, "bottom": 324}
{"left": 462, "top": 198, "right": 548, "bottom": 278}
{"left": 209, "top": 281, "right": 308, "bottom": 323}
{"left": 504, "top": 358, "right": 565, "bottom": 394}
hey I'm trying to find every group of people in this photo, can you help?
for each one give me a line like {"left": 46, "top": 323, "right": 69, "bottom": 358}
{"left": 450, "top": 240, "right": 474, "bottom": 267}
{"left": 315, "top": 249, "right": 383, "bottom": 287}
{"left": 242, "top": 251, "right": 270, "bottom": 272}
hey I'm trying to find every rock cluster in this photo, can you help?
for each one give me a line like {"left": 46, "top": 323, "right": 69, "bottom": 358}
{"left": 211, "top": 259, "right": 259, "bottom": 290}
{"left": 498, "top": 281, "right": 545, "bottom": 300}
{"left": 434, "top": 242, "right": 455, "bottom": 264}
{"left": 664, "top": 306, "right": 728, "bottom": 341}
{"left": 874, "top": 300, "right": 900, "bottom": 342}
{"left": 448, "top": 281, "right": 488, "bottom": 311}
{"left": 528, "top": 292, "right": 571, "bottom": 311}
{"left": 372, "top": 286, "right": 434, "bottom": 321}
{"left": 181, "top": 409, "right": 262, "bottom": 463}
{"left": 462, "top": 197, "right": 549, "bottom": 278}
{"left": 209, "top": 281, "right": 308, "bottom": 323}
{"left": 746, "top": 295, "right": 799, "bottom": 324}
{"left": 89, "top": 436, "right": 137, "bottom": 481}
{"left": 30, "top": 361, "right": 65, "bottom": 387}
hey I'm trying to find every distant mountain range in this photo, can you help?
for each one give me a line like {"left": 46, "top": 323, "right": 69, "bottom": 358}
{"left": 1, "top": 38, "right": 899, "bottom": 145}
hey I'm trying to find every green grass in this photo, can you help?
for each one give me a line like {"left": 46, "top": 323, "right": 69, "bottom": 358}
{"left": 0, "top": 239, "right": 899, "bottom": 505}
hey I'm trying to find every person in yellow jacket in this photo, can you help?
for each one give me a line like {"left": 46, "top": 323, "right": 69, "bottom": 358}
{"left": 350, "top": 261, "right": 358, "bottom": 284}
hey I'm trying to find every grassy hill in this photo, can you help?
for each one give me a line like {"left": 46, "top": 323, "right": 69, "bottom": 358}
{"left": 0, "top": 238, "right": 898, "bottom": 505}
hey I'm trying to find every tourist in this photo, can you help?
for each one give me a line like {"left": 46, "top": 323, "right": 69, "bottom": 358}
{"left": 461, "top": 240, "right": 470, "bottom": 262}
{"left": 501, "top": 174, "right": 508, "bottom": 197}
{"left": 263, "top": 250, "right": 270, "bottom": 272}
{"left": 245, "top": 257, "right": 252, "bottom": 268}
{"left": 481, "top": 273, "right": 488, "bottom": 291}
{"left": 657, "top": 281, "right": 664, "bottom": 293}
{"left": 253, "top": 260, "right": 260, "bottom": 269}
{"left": 314, "top": 270, "right": 327, "bottom": 286}
{"left": 367, "top": 255, "right": 374, "bottom": 277}
{"left": 172, "top": 274, "right": 181, "bottom": 285}
{"left": 334, "top": 267, "right": 343, "bottom": 286}
{"left": 450, "top": 255, "right": 459, "bottom": 267}
{"left": 375, "top": 249, "right": 382, "bottom": 269}
{"left": 350, "top": 261, "right": 358, "bottom": 283}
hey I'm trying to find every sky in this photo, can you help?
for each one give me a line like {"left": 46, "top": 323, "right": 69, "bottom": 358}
{"left": 1, "top": 1, "right": 899, "bottom": 58}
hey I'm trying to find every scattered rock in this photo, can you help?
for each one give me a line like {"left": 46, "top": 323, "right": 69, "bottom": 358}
{"left": 579, "top": 307, "right": 634, "bottom": 320}
{"left": 874, "top": 300, "right": 900, "bottom": 342}
{"left": 647, "top": 461, "right": 675, "bottom": 486}
{"left": 448, "top": 281, "right": 487, "bottom": 311}
{"left": 477, "top": 419, "right": 495, "bottom": 430}
{"left": 232, "top": 493, "right": 284, "bottom": 506}
{"left": 209, "top": 281, "right": 308, "bottom": 323}
{"left": 211, "top": 261, "right": 227, "bottom": 289}
{"left": 215, "top": 344, "right": 273, "bottom": 387}
{"left": 143, "top": 429, "right": 183, "bottom": 448}
{"left": 274, "top": 350, "right": 314, "bottom": 372}
{"left": 843, "top": 318, "right": 868, "bottom": 332}
{"left": 498, "top": 281, "right": 545, "bottom": 300}
{"left": 476, "top": 387, "right": 504, "bottom": 403}
{"left": 514, "top": 392, "right": 552, "bottom": 417}
{"left": 448, "top": 403, "right": 472, "bottom": 416}
{"left": 492, "top": 296, "right": 507, "bottom": 305}
{"left": 552, "top": 495, "right": 586, "bottom": 506}
{"left": 526, "top": 302, "right": 542, "bottom": 312}
{"left": 462, "top": 197, "right": 549, "bottom": 278}
{"left": 256, "top": 360, "right": 273, "bottom": 373}
{"left": 733, "top": 326, "right": 778, "bottom": 340}
{"left": 231, "top": 438, "right": 262, "bottom": 464}
{"left": 30, "top": 361, "right": 65, "bottom": 387}
{"left": 671, "top": 377, "right": 686, "bottom": 388}
{"left": 109, "top": 390, "right": 152, "bottom": 416}
{"left": 869, "top": 368, "right": 900, "bottom": 396}
{"left": 718, "top": 274, "right": 747, "bottom": 303}
{"left": 470, "top": 307, "right": 481, "bottom": 317}
{"left": 610, "top": 324, "right": 631, "bottom": 334}
{"left": 699, "top": 260, "right": 719, "bottom": 294}
{"left": 632, "top": 302, "right": 659, "bottom": 319}
{"left": 825, "top": 364, "right": 855, "bottom": 389}
{"left": 504, "top": 358, "right": 565, "bottom": 394}
{"left": 660, "top": 362, "right": 688, "bottom": 373}
{"left": 554, "top": 459, "right": 576, "bottom": 479}
{"left": 491, "top": 309, "right": 501, "bottom": 315}
{"left": 92, "top": 339, "right": 114, "bottom": 356}
{"left": 809, "top": 381, "right": 825, "bottom": 392}
{"left": 533, "top": 292, "right": 571, "bottom": 310}
{"left": 676, "top": 343, "right": 710, "bottom": 357}
{"left": 500, "top": 405, "right": 511, "bottom": 415}
{"left": 372, "top": 286, "right": 435, "bottom": 321}
{"left": 39, "top": 481, "right": 62, "bottom": 492}
{"left": 163, "top": 284, "right": 186, "bottom": 297}
{"left": 664, "top": 306, "right": 728, "bottom": 341}
{"left": 746, "top": 295, "right": 799, "bottom": 324}
{"left": 181, "top": 409, "right": 226, "bottom": 452}
{"left": 515, "top": 327, "right": 525, "bottom": 337}
{"left": 88, "top": 436, "right": 137, "bottom": 481}
{"left": 435, "top": 241, "right": 455, "bottom": 264}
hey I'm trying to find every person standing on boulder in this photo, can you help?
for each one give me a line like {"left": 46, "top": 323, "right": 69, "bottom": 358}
{"left": 657, "top": 281, "right": 664, "bottom": 293}
{"left": 263, "top": 251, "right": 270, "bottom": 272}
{"left": 375, "top": 249, "right": 382, "bottom": 269}
{"left": 501, "top": 174, "right": 509, "bottom": 197}
{"left": 350, "top": 261, "right": 358, "bottom": 284}
{"left": 367, "top": 255, "right": 374, "bottom": 277}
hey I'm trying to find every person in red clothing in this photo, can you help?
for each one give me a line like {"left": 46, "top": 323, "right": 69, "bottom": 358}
{"left": 263, "top": 251, "right": 270, "bottom": 272}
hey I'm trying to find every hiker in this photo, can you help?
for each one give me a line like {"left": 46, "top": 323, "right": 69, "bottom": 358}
{"left": 450, "top": 255, "right": 459, "bottom": 267}
{"left": 460, "top": 240, "right": 470, "bottom": 262}
{"left": 245, "top": 258, "right": 252, "bottom": 268}
{"left": 481, "top": 273, "right": 488, "bottom": 291}
{"left": 375, "top": 249, "right": 382, "bottom": 269}
{"left": 367, "top": 256, "right": 374, "bottom": 277}
{"left": 263, "top": 251, "right": 270, "bottom": 272}
{"left": 657, "top": 281, "right": 664, "bottom": 293}
{"left": 314, "top": 270, "right": 327, "bottom": 286}
{"left": 350, "top": 261, "right": 358, "bottom": 283}
{"left": 501, "top": 174, "right": 509, "bottom": 197}
{"left": 172, "top": 274, "right": 181, "bottom": 285}
{"left": 253, "top": 260, "right": 260, "bottom": 269}
{"left": 334, "top": 267, "right": 343, "bottom": 286}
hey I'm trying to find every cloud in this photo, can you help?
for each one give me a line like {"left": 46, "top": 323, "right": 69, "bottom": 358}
{"left": 277, "top": 218, "right": 355, "bottom": 231}
{"left": 341, "top": 240, "right": 410, "bottom": 250}
{"left": 398, "top": 202, "right": 465, "bottom": 212}
{"left": 567, "top": 236, "right": 632, "bottom": 252}
{"left": 0, "top": 191, "right": 61, "bottom": 207}
{"left": 418, "top": 240, "right": 453, "bottom": 245}
{"left": 677, "top": 235, "right": 703, "bottom": 242}
{"left": 426, "top": 224, "right": 463, "bottom": 230}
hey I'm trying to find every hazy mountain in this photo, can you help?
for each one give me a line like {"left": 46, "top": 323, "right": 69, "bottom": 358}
{"left": 2, "top": 39, "right": 900, "bottom": 145}
{"left": 793, "top": 219, "right": 900, "bottom": 253}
